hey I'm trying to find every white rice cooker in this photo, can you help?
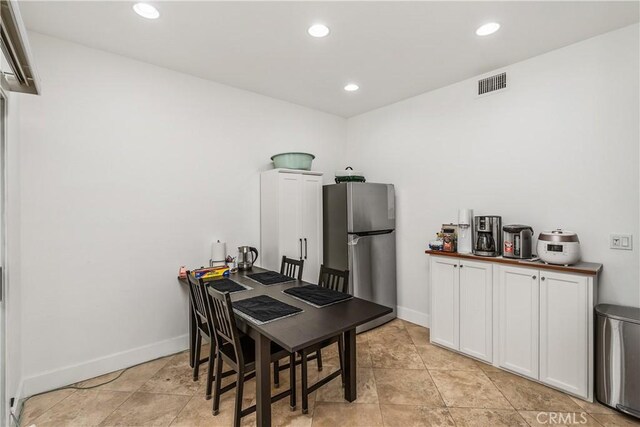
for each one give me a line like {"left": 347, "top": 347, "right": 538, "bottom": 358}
{"left": 537, "top": 229, "right": 581, "bottom": 265}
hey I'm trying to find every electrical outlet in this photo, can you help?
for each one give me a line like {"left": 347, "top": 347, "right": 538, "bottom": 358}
{"left": 610, "top": 234, "right": 633, "bottom": 250}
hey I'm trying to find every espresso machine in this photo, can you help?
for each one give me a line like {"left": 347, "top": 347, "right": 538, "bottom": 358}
{"left": 473, "top": 216, "right": 502, "bottom": 257}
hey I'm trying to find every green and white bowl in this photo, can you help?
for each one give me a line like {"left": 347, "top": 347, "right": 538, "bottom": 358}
{"left": 270, "top": 152, "right": 315, "bottom": 170}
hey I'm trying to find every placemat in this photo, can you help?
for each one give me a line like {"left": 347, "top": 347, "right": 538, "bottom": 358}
{"left": 246, "top": 271, "right": 295, "bottom": 286}
{"left": 233, "top": 295, "right": 303, "bottom": 325}
{"left": 207, "top": 278, "right": 250, "bottom": 294}
{"left": 283, "top": 284, "right": 352, "bottom": 308}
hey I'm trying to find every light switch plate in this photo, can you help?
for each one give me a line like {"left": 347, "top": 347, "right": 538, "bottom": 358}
{"left": 610, "top": 234, "right": 633, "bottom": 250}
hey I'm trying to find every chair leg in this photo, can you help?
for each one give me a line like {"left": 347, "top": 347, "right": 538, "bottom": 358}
{"left": 205, "top": 342, "right": 215, "bottom": 400}
{"left": 233, "top": 370, "right": 245, "bottom": 427}
{"left": 338, "top": 336, "right": 345, "bottom": 387}
{"left": 212, "top": 352, "right": 223, "bottom": 416}
{"left": 316, "top": 349, "right": 323, "bottom": 372}
{"left": 193, "top": 334, "right": 202, "bottom": 381}
{"left": 274, "top": 359, "right": 280, "bottom": 388}
{"left": 301, "top": 350, "right": 309, "bottom": 414}
{"left": 289, "top": 354, "right": 296, "bottom": 411}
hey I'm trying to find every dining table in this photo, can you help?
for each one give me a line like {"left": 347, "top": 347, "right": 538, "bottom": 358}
{"left": 179, "top": 266, "right": 392, "bottom": 427}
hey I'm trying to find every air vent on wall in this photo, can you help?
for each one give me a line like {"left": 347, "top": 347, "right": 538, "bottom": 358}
{"left": 478, "top": 72, "right": 506, "bottom": 96}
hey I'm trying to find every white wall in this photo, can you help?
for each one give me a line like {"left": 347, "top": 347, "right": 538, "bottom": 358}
{"left": 347, "top": 24, "right": 640, "bottom": 325}
{"left": 17, "top": 32, "right": 346, "bottom": 395}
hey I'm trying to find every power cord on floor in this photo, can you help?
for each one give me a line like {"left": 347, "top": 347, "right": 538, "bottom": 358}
{"left": 10, "top": 366, "right": 132, "bottom": 426}
{"left": 10, "top": 350, "right": 187, "bottom": 426}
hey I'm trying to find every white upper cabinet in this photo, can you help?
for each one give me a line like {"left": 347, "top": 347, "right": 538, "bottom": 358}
{"left": 497, "top": 265, "right": 540, "bottom": 379}
{"left": 459, "top": 260, "right": 493, "bottom": 362}
{"left": 261, "top": 169, "right": 323, "bottom": 284}
{"left": 539, "top": 271, "right": 589, "bottom": 398}
{"left": 430, "top": 256, "right": 459, "bottom": 350}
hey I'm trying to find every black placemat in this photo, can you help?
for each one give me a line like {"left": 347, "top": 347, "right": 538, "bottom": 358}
{"left": 247, "top": 271, "right": 295, "bottom": 286}
{"left": 283, "top": 284, "right": 352, "bottom": 307}
{"left": 207, "top": 278, "right": 249, "bottom": 294}
{"left": 233, "top": 295, "right": 302, "bottom": 324}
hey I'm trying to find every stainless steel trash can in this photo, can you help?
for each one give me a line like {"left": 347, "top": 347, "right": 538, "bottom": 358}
{"left": 595, "top": 304, "right": 640, "bottom": 419}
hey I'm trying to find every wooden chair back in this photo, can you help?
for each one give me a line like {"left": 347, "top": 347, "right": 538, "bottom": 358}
{"left": 318, "top": 265, "right": 350, "bottom": 294}
{"left": 201, "top": 282, "right": 244, "bottom": 366}
{"left": 280, "top": 256, "right": 304, "bottom": 280}
{"left": 186, "top": 271, "right": 209, "bottom": 325}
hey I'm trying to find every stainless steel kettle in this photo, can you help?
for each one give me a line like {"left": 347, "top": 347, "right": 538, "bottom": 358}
{"left": 237, "top": 246, "right": 258, "bottom": 271}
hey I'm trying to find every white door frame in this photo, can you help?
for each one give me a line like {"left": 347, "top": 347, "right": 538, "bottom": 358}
{"left": 0, "top": 81, "right": 8, "bottom": 426}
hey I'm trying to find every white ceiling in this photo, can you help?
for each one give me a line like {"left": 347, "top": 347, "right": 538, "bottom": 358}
{"left": 19, "top": 1, "right": 639, "bottom": 117}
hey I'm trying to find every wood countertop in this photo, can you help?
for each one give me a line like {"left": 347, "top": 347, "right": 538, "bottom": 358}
{"left": 425, "top": 250, "right": 602, "bottom": 276}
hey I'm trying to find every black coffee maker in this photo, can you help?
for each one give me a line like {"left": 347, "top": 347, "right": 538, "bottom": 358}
{"left": 473, "top": 216, "right": 502, "bottom": 257}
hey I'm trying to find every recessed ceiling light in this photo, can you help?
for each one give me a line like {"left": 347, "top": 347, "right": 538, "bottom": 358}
{"left": 344, "top": 83, "right": 359, "bottom": 92}
{"left": 308, "top": 24, "right": 330, "bottom": 38}
{"left": 133, "top": 3, "right": 160, "bottom": 19}
{"left": 476, "top": 22, "right": 500, "bottom": 36}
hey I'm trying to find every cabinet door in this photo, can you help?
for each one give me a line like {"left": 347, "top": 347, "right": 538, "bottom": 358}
{"left": 459, "top": 260, "right": 493, "bottom": 362}
{"left": 430, "top": 257, "right": 459, "bottom": 350}
{"left": 300, "top": 174, "right": 323, "bottom": 283}
{"left": 540, "top": 271, "right": 589, "bottom": 398}
{"left": 278, "top": 173, "right": 302, "bottom": 262}
{"left": 498, "top": 265, "right": 539, "bottom": 379}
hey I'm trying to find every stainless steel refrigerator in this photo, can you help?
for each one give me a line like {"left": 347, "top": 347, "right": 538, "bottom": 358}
{"left": 323, "top": 182, "right": 397, "bottom": 332}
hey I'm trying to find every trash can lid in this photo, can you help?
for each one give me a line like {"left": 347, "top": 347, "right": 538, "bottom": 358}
{"left": 595, "top": 304, "right": 640, "bottom": 325}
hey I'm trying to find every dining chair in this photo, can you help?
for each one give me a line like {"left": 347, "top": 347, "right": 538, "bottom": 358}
{"left": 202, "top": 281, "right": 297, "bottom": 426}
{"left": 185, "top": 270, "right": 213, "bottom": 383}
{"left": 280, "top": 256, "right": 304, "bottom": 280}
{"left": 298, "top": 265, "right": 350, "bottom": 414}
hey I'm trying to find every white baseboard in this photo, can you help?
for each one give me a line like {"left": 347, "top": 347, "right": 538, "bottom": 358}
{"left": 397, "top": 305, "right": 430, "bottom": 328}
{"left": 21, "top": 334, "right": 189, "bottom": 397}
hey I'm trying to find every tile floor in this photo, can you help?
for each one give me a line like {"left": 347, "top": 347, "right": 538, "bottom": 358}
{"left": 20, "top": 319, "right": 640, "bottom": 427}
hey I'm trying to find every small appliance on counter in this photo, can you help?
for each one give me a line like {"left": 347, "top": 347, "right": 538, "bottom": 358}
{"left": 537, "top": 229, "right": 581, "bottom": 265}
{"left": 457, "top": 208, "right": 474, "bottom": 254}
{"left": 237, "top": 245, "right": 259, "bottom": 270}
{"left": 503, "top": 224, "right": 534, "bottom": 259}
{"left": 473, "top": 216, "right": 502, "bottom": 257}
{"left": 441, "top": 224, "right": 458, "bottom": 252}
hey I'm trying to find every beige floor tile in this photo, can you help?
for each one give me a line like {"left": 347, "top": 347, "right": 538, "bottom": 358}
{"left": 519, "top": 410, "right": 602, "bottom": 426}
{"left": 101, "top": 392, "right": 190, "bottom": 426}
{"left": 139, "top": 353, "right": 208, "bottom": 396}
{"left": 475, "top": 360, "right": 503, "bottom": 373}
{"left": 374, "top": 368, "right": 444, "bottom": 407}
{"left": 370, "top": 342, "right": 425, "bottom": 369}
{"left": 170, "top": 391, "right": 253, "bottom": 427}
{"left": 318, "top": 340, "right": 373, "bottom": 369}
{"left": 20, "top": 389, "right": 76, "bottom": 426}
{"left": 380, "top": 405, "right": 454, "bottom": 427}
{"left": 31, "top": 389, "right": 130, "bottom": 427}
{"left": 486, "top": 370, "right": 582, "bottom": 412}
{"left": 75, "top": 356, "right": 171, "bottom": 392}
{"left": 569, "top": 396, "right": 618, "bottom": 415}
{"left": 316, "top": 368, "right": 378, "bottom": 404}
{"left": 448, "top": 408, "right": 528, "bottom": 426}
{"left": 415, "top": 344, "right": 480, "bottom": 371}
{"left": 403, "top": 321, "right": 431, "bottom": 346}
{"left": 367, "top": 327, "right": 415, "bottom": 347}
{"left": 311, "top": 402, "right": 383, "bottom": 427}
{"left": 590, "top": 412, "right": 640, "bottom": 426}
{"left": 429, "top": 370, "right": 512, "bottom": 409}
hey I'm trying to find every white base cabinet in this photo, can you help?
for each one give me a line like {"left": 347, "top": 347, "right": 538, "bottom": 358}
{"left": 260, "top": 169, "right": 323, "bottom": 284}
{"left": 429, "top": 257, "right": 493, "bottom": 363}
{"left": 429, "top": 254, "right": 598, "bottom": 401}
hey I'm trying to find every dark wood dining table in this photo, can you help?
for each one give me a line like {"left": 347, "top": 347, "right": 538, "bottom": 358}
{"left": 179, "top": 266, "right": 392, "bottom": 427}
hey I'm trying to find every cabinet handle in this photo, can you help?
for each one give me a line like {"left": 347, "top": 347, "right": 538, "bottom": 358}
{"left": 459, "top": 264, "right": 464, "bottom": 268}
{"left": 532, "top": 275, "right": 537, "bottom": 280}
{"left": 453, "top": 264, "right": 458, "bottom": 268}
{"left": 304, "top": 238, "right": 308, "bottom": 260}
{"left": 541, "top": 277, "right": 546, "bottom": 281}
{"left": 299, "top": 238, "right": 303, "bottom": 260}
